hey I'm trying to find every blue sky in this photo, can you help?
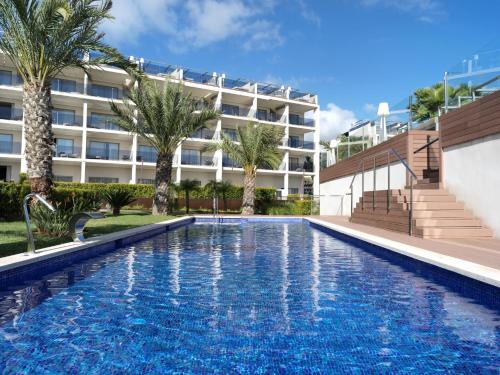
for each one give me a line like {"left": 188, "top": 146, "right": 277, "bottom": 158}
{"left": 102, "top": 0, "right": 500, "bottom": 139}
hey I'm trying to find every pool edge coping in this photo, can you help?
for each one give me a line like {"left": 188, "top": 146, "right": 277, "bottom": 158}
{"left": 306, "top": 217, "right": 500, "bottom": 288}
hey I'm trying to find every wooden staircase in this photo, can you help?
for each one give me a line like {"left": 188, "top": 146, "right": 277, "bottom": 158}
{"left": 350, "top": 179, "right": 493, "bottom": 239}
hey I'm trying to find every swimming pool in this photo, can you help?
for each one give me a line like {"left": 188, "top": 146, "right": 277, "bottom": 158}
{"left": 0, "top": 220, "right": 498, "bottom": 372}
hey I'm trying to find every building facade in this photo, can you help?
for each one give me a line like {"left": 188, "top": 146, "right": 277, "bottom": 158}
{"left": 0, "top": 54, "right": 320, "bottom": 196}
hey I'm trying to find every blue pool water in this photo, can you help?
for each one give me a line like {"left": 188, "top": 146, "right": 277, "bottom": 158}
{"left": 0, "top": 221, "right": 498, "bottom": 373}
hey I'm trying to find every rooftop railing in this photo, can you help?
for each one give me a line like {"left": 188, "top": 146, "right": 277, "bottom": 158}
{"left": 183, "top": 70, "right": 218, "bottom": 86}
{"left": 0, "top": 107, "right": 23, "bottom": 121}
{"left": 0, "top": 141, "right": 21, "bottom": 154}
{"left": 257, "top": 83, "right": 286, "bottom": 97}
{"left": 289, "top": 90, "right": 315, "bottom": 103}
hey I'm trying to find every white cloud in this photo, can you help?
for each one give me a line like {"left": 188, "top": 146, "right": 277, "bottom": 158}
{"left": 296, "top": 0, "right": 321, "bottom": 27}
{"left": 319, "top": 103, "right": 357, "bottom": 141}
{"left": 102, "top": 0, "right": 284, "bottom": 53}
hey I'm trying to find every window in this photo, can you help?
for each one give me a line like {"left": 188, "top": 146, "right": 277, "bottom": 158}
{"left": 0, "top": 70, "right": 12, "bottom": 86}
{"left": 54, "top": 175, "right": 73, "bottom": 182}
{"left": 181, "top": 149, "right": 201, "bottom": 165}
{"left": 257, "top": 108, "right": 268, "bottom": 121}
{"left": 52, "top": 78, "right": 77, "bottom": 93}
{"left": 55, "top": 138, "right": 74, "bottom": 156}
{"left": 0, "top": 103, "right": 12, "bottom": 120}
{"left": 88, "top": 141, "right": 119, "bottom": 160}
{"left": 222, "top": 128, "right": 237, "bottom": 141}
{"left": 221, "top": 104, "right": 240, "bottom": 116}
{"left": 88, "top": 176, "right": 119, "bottom": 183}
{"left": 288, "top": 188, "right": 299, "bottom": 195}
{"left": 289, "top": 135, "right": 300, "bottom": 148}
{"left": 289, "top": 113, "right": 300, "bottom": 125}
{"left": 0, "top": 134, "right": 13, "bottom": 153}
{"left": 90, "top": 84, "right": 121, "bottom": 99}
{"left": 89, "top": 112, "right": 120, "bottom": 130}
{"left": 137, "top": 145, "right": 157, "bottom": 162}
{"left": 52, "top": 109, "right": 76, "bottom": 126}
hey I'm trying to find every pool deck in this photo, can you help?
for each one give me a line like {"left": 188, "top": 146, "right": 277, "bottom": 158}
{"left": 313, "top": 216, "right": 500, "bottom": 270}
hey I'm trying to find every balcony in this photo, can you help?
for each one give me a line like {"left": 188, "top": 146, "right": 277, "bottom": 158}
{"left": 52, "top": 111, "right": 83, "bottom": 127}
{"left": 143, "top": 61, "right": 177, "bottom": 77}
{"left": 137, "top": 149, "right": 158, "bottom": 163}
{"left": 0, "top": 141, "right": 21, "bottom": 155}
{"left": 53, "top": 146, "right": 82, "bottom": 158}
{"left": 0, "top": 108, "right": 23, "bottom": 121}
{"left": 289, "top": 90, "right": 316, "bottom": 104}
{"left": 88, "top": 84, "right": 123, "bottom": 100}
{"left": 181, "top": 155, "right": 216, "bottom": 167}
{"left": 86, "top": 148, "right": 131, "bottom": 161}
{"left": 87, "top": 114, "right": 122, "bottom": 131}
{"left": 257, "top": 110, "right": 282, "bottom": 123}
{"left": 289, "top": 114, "right": 315, "bottom": 127}
{"left": 51, "top": 78, "right": 84, "bottom": 94}
{"left": 288, "top": 139, "right": 315, "bottom": 150}
{"left": 221, "top": 104, "right": 254, "bottom": 118}
{"left": 222, "top": 128, "right": 238, "bottom": 141}
{"left": 289, "top": 161, "right": 314, "bottom": 172}
{"left": 189, "top": 128, "right": 215, "bottom": 140}
{"left": 257, "top": 84, "right": 286, "bottom": 98}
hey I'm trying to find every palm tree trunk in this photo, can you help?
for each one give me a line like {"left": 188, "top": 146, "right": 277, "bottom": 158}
{"left": 242, "top": 167, "right": 256, "bottom": 215}
{"left": 153, "top": 152, "right": 173, "bottom": 215}
{"left": 23, "top": 82, "right": 54, "bottom": 197}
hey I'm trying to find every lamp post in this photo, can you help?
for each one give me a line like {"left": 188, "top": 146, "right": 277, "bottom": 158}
{"left": 377, "top": 102, "right": 390, "bottom": 143}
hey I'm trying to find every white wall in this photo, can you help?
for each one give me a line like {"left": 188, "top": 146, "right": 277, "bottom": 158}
{"left": 320, "top": 162, "right": 406, "bottom": 216}
{"left": 443, "top": 133, "right": 500, "bottom": 237}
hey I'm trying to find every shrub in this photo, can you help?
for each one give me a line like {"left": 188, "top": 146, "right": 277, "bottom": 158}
{"left": 54, "top": 182, "right": 154, "bottom": 199}
{"left": 0, "top": 182, "right": 31, "bottom": 220}
{"left": 18, "top": 172, "right": 28, "bottom": 184}
{"left": 103, "top": 188, "right": 137, "bottom": 215}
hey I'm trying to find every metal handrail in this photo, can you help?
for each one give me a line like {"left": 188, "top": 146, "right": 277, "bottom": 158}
{"left": 348, "top": 148, "right": 418, "bottom": 236}
{"left": 414, "top": 137, "right": 439, "bottom": 154}
{"left": 23, "top": 193, "right": 56, "bottom": 254}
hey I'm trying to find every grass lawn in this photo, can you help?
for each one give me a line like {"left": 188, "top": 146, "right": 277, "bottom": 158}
{"left": 0, "top": 210, "right": 176, "bottom": 258}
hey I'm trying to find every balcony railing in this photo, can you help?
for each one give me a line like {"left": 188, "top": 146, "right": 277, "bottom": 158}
{"left": 289, "top": 90, "right": 316, "bottom": 104}
{"left": 51, "top": 80, "right": 84, "bottom": 95}
{"left": 53, "top": 146, "right": 82, "bottom": 158}
{"left": 88, "top": 84, "right": 123, "bottom": 99}
{"left": 221, "top": 104, "right": 254, "bottom": 118}
{"left": 181, "top": 155, "right": 216, "bottom": 166}
{"left": 189, "top": 128, "right": 215, "bottom": 140}
{"left": 257, "top": 84, "right": 286, "bottom": 98}
{"left": 52, "top": 111, "right": 83, "bottom": 127}
{"left": 87, "top": 115, "right": 122, "bottom": 131}
{"left": 288, "top": 139, "right": 315, "bottom": 150}
{"left": 289, "top": 162, "right": 314, "bottom": 172}
{"left": 0, "top": 141, "right": 21, "bottom": 155}
{"left": 142, "top": 61, "right": 177, "bottom": 77}
{"left": 257, "top": 111, "right": 282, "bottom": 123}
{"left": 137, "top": 150, "right": 158, "bottom": 163}
{"left": 0, "top": 108, "right": 23, "bottom": 121}
{"left": 222, "top": 157, "right": 241, "bottom": 168}
{"left": 222, "top": 129, "right": 238, "bottom": 141}
{"left": 86, "top": 148, "right": 131, "bottom": 161}
{"left": 289, "top": 115, "right": 315, "bottom": 127}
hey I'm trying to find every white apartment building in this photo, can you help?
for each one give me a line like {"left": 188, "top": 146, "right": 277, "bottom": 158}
{"left": 0, "top": 54, "right": 320, "bottom": 196}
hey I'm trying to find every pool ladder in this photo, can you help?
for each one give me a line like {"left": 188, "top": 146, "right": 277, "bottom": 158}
{"left": 213, "top": 196, "right": 222, "bottom": 223}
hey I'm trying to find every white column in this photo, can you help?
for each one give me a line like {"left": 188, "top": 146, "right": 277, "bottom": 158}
{"left": 20, "top": 115, "right": 27, "bottom": 173}
{"left": 313, "top": 106, "right": 321, "bottom": 196}
{"left": 80, "top": 102, "right": 88, "bottom": 183}
{"left": 215, "top": 119, "right": 223, "bottom": 181}
{"left": 130, "top": 134, "right": 138, "bottom": 184}
{"left": 175, "top": 144, "right": 182, "bottom": 183}
{"left": 251, "top": 96, "right": 257, "bottom": 119}
{"left": 283, "top": 151, "right": 289, "bottom": 197}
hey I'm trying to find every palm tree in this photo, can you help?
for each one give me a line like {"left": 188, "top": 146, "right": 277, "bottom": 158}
{"left": 207, "top": 180, "right": 233, "bottom": 212}
{"left": 412, "top": 83, "right": 469, "bottom": 121}
{"left": 178, "top": 179, "right": 199, "bottom": 214}
{"left": 110, "top": 81, "right": 219, "bottom": 215}
{"left": 206, "top": 123, "right": 284, "bottom": 215}
{"left": 0, "top": 0, "right": 131, "bottom": 196}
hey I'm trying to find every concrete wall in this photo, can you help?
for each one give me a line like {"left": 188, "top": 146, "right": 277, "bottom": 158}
{"left": 443, "top": 133, "right": 500, "bottom": 237}
{"left": 320, "top": 162, "right": 406, "bottom": 216}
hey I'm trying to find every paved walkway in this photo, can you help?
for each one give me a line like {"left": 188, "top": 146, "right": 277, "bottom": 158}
{"left": 314, "top": 216, "right": 500, "bottom": 271}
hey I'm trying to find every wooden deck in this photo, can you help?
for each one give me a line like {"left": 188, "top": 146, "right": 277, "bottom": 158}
{"left": 314, "top": 216, "right": 500, "bottom": 271}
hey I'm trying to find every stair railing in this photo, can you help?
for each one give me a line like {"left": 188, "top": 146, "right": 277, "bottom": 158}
{"left": 348, "top": 148, "right": 418, "bottom": 236}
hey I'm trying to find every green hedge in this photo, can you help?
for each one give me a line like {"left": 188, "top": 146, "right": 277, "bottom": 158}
{"left": 55, "top": 182, "right": 155, "bottom": 198}
{"left": 0, "top": 183, "right": 31, "bottom": 220}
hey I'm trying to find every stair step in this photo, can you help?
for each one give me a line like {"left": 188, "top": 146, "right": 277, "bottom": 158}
{"left": 362, "top": 195, "right": 456, "bottom": 203}
{"left": 410, "top": 202, "right": 465, "bottom": 210}
{"left": 409, "top": 182, "right": 443, "bottom": 190}
{"left": 414, "top": 218, "right": 482, "bottom": 227}
{"left": 415, "top": 227, "right": 493, "bottom": 239}
{"left": 350, "top": 217, "right": 409, "bottom": 234}
{"left": 412, "top": 210, "right": 474, "bottom": 219}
